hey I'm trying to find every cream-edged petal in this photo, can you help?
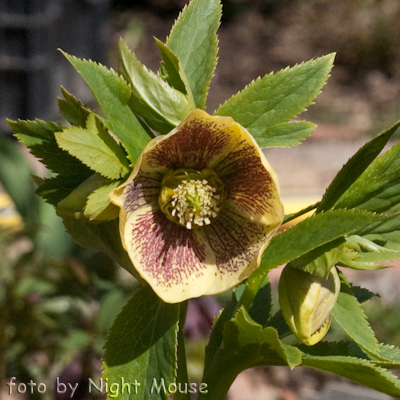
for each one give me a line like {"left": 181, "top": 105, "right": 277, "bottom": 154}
{"left": 122, "top": 207, "right": 220, "bottom": 303}
{"left": 110, "top": 171, "right": 161, "bottom": 249}
{"left": 199, "top": 207, "right": 281, "bottom": 295}
{"left": 139, "top": 109, "right": 242, "bottom": 174}
{"left": 214, "top": 120, "right": 284, "bottom": 225}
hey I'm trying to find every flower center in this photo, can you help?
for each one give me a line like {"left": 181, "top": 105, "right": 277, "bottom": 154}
{"left": 159, "top": 169, "right": 226, "bottom": 229}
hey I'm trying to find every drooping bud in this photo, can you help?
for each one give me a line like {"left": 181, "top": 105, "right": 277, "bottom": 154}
{"left": 279, "top": 264, "right": 340, "bottom": 346}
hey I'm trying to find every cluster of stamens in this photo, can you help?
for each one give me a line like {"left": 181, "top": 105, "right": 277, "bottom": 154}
{"left": 159, "top": 169, "right": 225, "bottom": 230}
{"left": 171, "top": 179, "right": 220, "bottom": 229}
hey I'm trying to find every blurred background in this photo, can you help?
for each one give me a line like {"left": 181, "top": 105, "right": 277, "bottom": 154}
{"left": 1, "top": 1, "right": 400, "bottom": 399}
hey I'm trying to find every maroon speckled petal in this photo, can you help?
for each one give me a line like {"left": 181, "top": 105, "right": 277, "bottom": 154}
{"left": 141, "top": 112, "right": 233, "bottom": 172}
{"left": 215, "top": 138, "right": 277, "bottom": 218}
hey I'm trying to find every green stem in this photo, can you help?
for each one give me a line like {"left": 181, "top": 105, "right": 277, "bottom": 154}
{"left": 174, "top": 301, "right": 190, "bottom": 400}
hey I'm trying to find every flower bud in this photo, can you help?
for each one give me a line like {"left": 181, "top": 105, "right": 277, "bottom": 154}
{"left": 279, "top": 265, "right": 340, "bottom": 346}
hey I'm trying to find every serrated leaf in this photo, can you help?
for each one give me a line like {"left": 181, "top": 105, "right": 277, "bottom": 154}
{"left": 248, "top": 209, "right": 383, "bottom": 285}
{"left": 288, "top": 238, "right": 343, "bottom": 278}
{"left": 103, "top": 286, "right": 180, "bottom": 400}
{"left": 9, "top": 118, "right": 92, "bottom": 181}
{"left": 339, "top": 235, "right": 400, "bottom": 270}
{"left": 62, "top": 51, "right": 152, "bottom": 163}
{"left": 317, "top": 120, "right": 400, "bottom": 212}
{"left": 300, "top": 353, "right": 400, "bottom": 398}
{"left": 332, "top": 274, "right": 379, "bottom": 355}
{"left": 58, "top": 86, "right": 91, "bottom": 127}
{"left": 62, "top": 217, "right": 140, "bottom": 280}
{"left": 351, "top": 286, "right": 378, "bottom": 304}
{"left": 156, "top": 38, "right": 195, "bottom": 108}
{"left": 361, "top": 212, "right": 400, "bottom": 251}
{"left": 215, "top": 54, "right": 335, "bottom": 142}
{"left": 56, "top": 173, "right": 115, "bottom": 220}
{"left": 248, "top": 277, "right": 272, "bottom": 327}
{"left": 84, "top": 180, "right": 121, "bottom": 221}
{"left": 166, "top": 0, "right": 221, "bottom": 109}
{"left": 334, "top": 143, "right": 400, "bottom": 214}
{"left": 118, "top": 39, "right": 192, "bottom": 134}
{"left": 200, "top": 307, "right": 302, "bottom": 399}
{"left": 254, "top": 121, "right": 317, "bottom": 148}
{"left": 56, "top": 113, "right": 131, "bottom": 180}
{"left": 369, "top": 344, "right": 400, "bottom": 368}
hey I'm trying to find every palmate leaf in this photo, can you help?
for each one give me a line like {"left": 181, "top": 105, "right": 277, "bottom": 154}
{"left": 55, "top": 113, "right": 130, "bottom": 180}
{"left": 103, "top": 286, "right": 180, "bottom": 400}
{"left": 199, "top": 307, "right": 302, "bottom": 400}
{"left": 166, "top": 0, "right": 221, "bottom": 109}
{"left": 62, "top": 52, "right": 152, "bottom": 164}
{"left": 118, "top": 39, "right": 192, "bottom": 134}
{"left": 215, "top": 54, "right": 335, "bottom": 147}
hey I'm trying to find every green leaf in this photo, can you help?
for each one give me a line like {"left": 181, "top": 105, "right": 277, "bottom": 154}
{"left": 334, "top": 143, "right": 400, "bottom": 214}
{"left": 288, "top": 238, "right": 343, "bottom": 278}
{"left": 338, "top": 235, "right": 400, "bottom": 270}
{"left": 56, "top": 174, "right": 115, "bottom": 221}
{"left": 103, "top": 286, "right": 180, "bottom": 400}
{"left": 215, "top": 54, "right": 335, "bottom": 141}
{"left": 156, "top": 38, "right": 195, "bottom": 108}
{"left": 248, "top": 209, "right": 383, "bottom": 285}
{"left": 0, "top": 137, "right": 37, "bottom": 222}
{"left": 62, "top": 51, "right": 152, "bottom": 164}
{"left": 351, "top": 286, "right": 378, "bottom": 304}
{"left": 56, "top": 113, "right": 131, "bottom": 180}
{"left": 34, "top": 175, "right": 80, "bottom": 207}
{"left": 247, "top": 277, "right": 272, "bottom": 327}
{"left": 118, "top": 39, "right": 192, "bottom": 134}
{"left": 84, "top": 180, "right": 121, "bottom": 221}
{"left": 58, "top": 86, "right": 91, "bottom": 127}
{"left": 332, "top": 273, "right": 379, "bottom": 356}
{"left": 317, "top": 120, "right": 400, "bottom": 212}
{"left": 166, "top": 0, "right": 221, "bottom": 109}
{"left": 200, "top": 307, "right": 302, "bottom": 400}
{"left": 300, "top": 353, "right": 400, "bottom": 398}
{"left": 362, "top": 212, "right": 400, "bottom": 251}
{"left": 369, "top": 344, "right": 400, "bottom": 368}
{"left": 204, "top": 290, "right": 239, "bottom": 372}
{"left": 62, "top": 217, "right": 140, "bottom": 280}
{"left": 254, "top": 121, "right": 317, "bottom": 148}
{"left": 9, "top": 118, "right": 92, "bottom": 180}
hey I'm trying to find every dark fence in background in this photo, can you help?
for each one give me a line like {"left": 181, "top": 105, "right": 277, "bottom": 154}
{"left": 0, "top": 0, "right": 110, "bottom": 133}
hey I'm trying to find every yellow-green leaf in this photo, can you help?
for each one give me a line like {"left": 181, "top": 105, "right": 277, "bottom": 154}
{"left": 56, "top": 113, "right": 130, "bottom": 180}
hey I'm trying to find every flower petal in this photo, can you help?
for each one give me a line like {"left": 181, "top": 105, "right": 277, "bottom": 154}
{"left": 139, "top": 109, "right": 240, "bottom": 174}
{"left": 110, "top": 109, "right": 284, "bottom": 303}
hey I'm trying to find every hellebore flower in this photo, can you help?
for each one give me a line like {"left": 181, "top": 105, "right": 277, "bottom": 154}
{"left": 110, "top": 109, "right": 284, "bottom": 303}
{"left": 279, "top": 265, "right": 341, "bottom": 346}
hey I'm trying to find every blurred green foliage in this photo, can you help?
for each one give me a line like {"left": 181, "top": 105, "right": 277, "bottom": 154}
{"left": 0, "top": 137, "right": 136, "bottom": 399}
